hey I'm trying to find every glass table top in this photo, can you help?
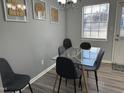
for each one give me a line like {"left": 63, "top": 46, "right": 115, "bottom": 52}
{"left": 61, "top": 47, "right": 100, "bottom": 66}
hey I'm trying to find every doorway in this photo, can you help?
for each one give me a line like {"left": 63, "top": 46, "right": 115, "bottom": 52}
{"left": 113, "top": 2, "right": 124, "bottom": 71}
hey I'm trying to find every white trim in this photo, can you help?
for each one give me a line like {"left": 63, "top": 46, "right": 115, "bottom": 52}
{"left": 112, "top": 1, "right": 123, "bottom": 64}
{"left": 15, "top": 63, "right": 56, "bottom": 93}
{"left": 112, "top": 1, "right": 118, "bottom": 64}
{"left": 52, "top": 55, "right": 58, "bottom": 60}
{"left": 30, "top": 63, "right": 56, "bottom": 84}
{"left": 102, "top": 60, "right": 112, "bottom": 63}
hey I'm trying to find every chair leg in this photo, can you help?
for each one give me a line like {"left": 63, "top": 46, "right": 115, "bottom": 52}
{"left": 78, "top": 78, "right": 80, "bottom": 88}
{"left": 13, "top": 91, "right": 15, "bottom": 93}
{"left": 78, "top": 76, "right": 82, "bottom": 91}
{"left": 94, "top": 71, "right": 99, "bottom": 92}
{"left": 19, "top": 90, "right": 22, "bottom": 93}
{"left": 65, "top": 78, "right": 67, "bottom": 86}
{"left": 74, "top": 79, "right": 76, "bottom": 93}
{"left": 28, "top": 83, "right": 33, "bottom": 93}
{"left": 53, "top": 74, "right": 58, "bottom": 93}
{"left": 58, "top": 76, "right": 62, "bottom": 93}
{"left": 87, "top": 71, "right": 89, "bottom": 78}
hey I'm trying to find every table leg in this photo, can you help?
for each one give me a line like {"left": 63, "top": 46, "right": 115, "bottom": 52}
{"left": 53, "top": 74, "right": 58, "bottom": 93}
{"left": 82, "top": 69, "right": 88, "bottom": 93}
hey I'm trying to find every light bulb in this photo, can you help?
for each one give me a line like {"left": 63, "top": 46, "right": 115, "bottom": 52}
{"left": 17, "top": 4, "right": 21, "bottom": 8}
{"left": 72, "top": 0, "right": 77, "bottom": 3}
{"left": 21, "top": 5, "right": 26, "bottom": 10}
{"left": 7, "top": 3, "right": 12, "bottom": 8}
{"left": 12, "top": 5, "right": 16, "bottom": 10}
{"left": 23, "top": 5, "right": 26, "bottom": 10}
{"left": 58, "top": 0, "right": 66, "bottom": 4}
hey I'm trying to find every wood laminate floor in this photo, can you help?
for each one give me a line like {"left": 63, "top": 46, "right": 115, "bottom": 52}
{"left": 23, "top": 63, "right": 124, "bottom": 93}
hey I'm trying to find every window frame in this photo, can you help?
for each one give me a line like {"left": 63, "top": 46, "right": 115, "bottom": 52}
{"left": 81, "top": 3, "right": 110, "bottom": 41}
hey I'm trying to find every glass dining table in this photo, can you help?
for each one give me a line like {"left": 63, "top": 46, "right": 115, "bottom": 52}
{"left": 53, "top": 47, "right": 100, "bottom": 93}
{"left": 61, "top": 47, "right": 100, "bottom": 66}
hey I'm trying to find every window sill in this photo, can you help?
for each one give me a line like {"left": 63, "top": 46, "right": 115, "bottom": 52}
{"left": 81, "top": 38, "right": 108, "bottom": 42}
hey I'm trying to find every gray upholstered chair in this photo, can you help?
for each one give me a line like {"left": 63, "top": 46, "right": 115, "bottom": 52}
{"left": 58, "top": 46, "right": 65, "bottom": 56}
{"left": 0, "top": 58, "right": 33, "bottom": 93}
{"left": 84, "top": 49, "right": 105, "bottom": 92}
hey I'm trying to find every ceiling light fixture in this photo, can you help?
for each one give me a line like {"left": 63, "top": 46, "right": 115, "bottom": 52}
{"left": 57, "top": 0, "right": 77, "bottom": 5}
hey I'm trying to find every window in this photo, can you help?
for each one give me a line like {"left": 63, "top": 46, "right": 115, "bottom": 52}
{"left": 120, "top": 7, "right": 124, "bottom": 37}
{"left": 82, "top": 3, "right": 110, "bottom": 39}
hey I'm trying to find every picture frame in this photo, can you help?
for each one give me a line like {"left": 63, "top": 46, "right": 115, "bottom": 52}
{"left": 32, "top": 0, "right": 47, "bottom": 20}
{"left": 50, "top": 6, "right": 59, "bottom": 23}
{"left": 3, "top": 0, "right": 28, "bottom": 22}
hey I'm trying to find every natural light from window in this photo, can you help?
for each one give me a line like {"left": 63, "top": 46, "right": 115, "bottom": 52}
{"left": 82, "top": 3, "right": 110, "bottom": 39}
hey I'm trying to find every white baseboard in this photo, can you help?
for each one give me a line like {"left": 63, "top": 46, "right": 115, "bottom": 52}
{"left": 102, "top": 60, "right": 112, "bottom": 63}
{"left": 30, "top": 63, "right": 56, "bottom": 84}
{"left": 15, "top": 63, "right": 56, "bottom": 93}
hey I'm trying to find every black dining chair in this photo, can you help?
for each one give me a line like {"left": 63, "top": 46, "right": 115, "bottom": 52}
{"left": 63, "top": 38, "right": 72, "bottom": 50}
{"left": 56, "top": 57, "right": 82, "bottom": 93}
{"left": 58, "top": 38, "right": 72, "bottom": 56}
{"left": 0, "top": 58, "right": 33, "bottom": 93}
{"left": 58, "top": 38, "right": 73, "bottom": 85}
{"left": 80, "top": 42, "right": 91, "bottom": 50}
{"left": 84, "top": 49, "right": 105, "bottom": 92}
{"left": 53, "top": 46, "right": 66, "bottom": 93}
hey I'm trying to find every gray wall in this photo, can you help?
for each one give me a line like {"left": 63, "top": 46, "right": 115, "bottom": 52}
{"left": 66, "top": 0, "right": 117, "bottom": 61}
{"left": 0, "top": 0, "right": 66, "bottom": 78}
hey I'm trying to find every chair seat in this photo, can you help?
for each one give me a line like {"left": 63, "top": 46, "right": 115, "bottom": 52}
{"left": 84, "top": 65, "right": 96, "bottom": 71}
{"left": 4, "top": 74, "right": 30, "bottom": 91}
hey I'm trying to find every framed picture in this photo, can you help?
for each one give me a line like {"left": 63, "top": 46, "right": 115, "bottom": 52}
{"left": 33, "top": 0, "right": 47, "bottom": 20}
{"left": 50, "top": 6, "right": 59, "bottom": 23}
{"left": 3, "top": 0, "right": 28, "bottom": 22}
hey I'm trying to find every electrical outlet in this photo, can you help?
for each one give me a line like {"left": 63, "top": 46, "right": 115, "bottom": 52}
{"left": 41, "top": 59, "right": 44, "bottom": 65}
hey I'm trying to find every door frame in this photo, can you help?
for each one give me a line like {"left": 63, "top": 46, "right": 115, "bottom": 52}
{"left": 112, "top": 0, "right": 124, "bottom": 64}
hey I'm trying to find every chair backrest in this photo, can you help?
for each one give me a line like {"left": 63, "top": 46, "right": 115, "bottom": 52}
{"left": 56, "top": 57, "right": 78, "bottom": 79}
{"left": 63, "top": 38, "right": 72, "bottom": 49}
{"left": 0, "top": 58, "right": 15, "bottom": 84}
{"left": 94, "top": 48, "right": 105, "bottom": 70}
{"left": 80, "top": 42, "right": 91, "bottom": 50}
{"left": 58, "top": 46, "right": 66, "bottom": 56}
